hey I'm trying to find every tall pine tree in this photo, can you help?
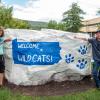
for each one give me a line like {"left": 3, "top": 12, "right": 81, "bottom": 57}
{"left": 63, "top": 3, "right": 85, "bottom": 32}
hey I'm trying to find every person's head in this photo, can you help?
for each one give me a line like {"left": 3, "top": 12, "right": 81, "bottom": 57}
{"left": 95, "top": 30, "right": 100, "bottom": 40}
{"left": 0, "top": 26, "right": 4, "bottom": 37}
{"left": 0, "top": 27, "right": 4, "bottom": 37}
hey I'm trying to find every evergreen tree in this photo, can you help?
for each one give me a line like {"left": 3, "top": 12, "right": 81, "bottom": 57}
{"left": 62, "top": 2, "right": 85, "bottom": 32}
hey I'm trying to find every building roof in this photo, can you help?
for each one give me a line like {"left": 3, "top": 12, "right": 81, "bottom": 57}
{"left": 80, "top": 17, "right": 100, "bottom": 33}
{"left": 80, "top": 26, "right": 98, "bottom": 32}
{"left": 82, "top": 17, "right": 100, "bottom": 25}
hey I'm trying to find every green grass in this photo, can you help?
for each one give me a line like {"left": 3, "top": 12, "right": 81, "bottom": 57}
{"left": 0, "top": 87, "right": 100, "bottom": 100}
{"left": 0, "top": 87, "right": 33, "bottom": 100}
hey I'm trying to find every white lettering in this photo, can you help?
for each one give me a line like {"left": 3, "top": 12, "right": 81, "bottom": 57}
{"left": 17, "top": 54, "right": 53, "bottom": 63}
{"left": 18, "top": 43, "right": 39, "bottom": 49}
{"left": 32, "top": 54, "right": 38, "bottom": 62}
{"left": 18, "top": 55, "right": 23, "bottom": 61}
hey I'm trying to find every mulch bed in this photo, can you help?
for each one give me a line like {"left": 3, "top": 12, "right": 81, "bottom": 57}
{"left": 4, "top": 76, "right": 96, "bottom": 96}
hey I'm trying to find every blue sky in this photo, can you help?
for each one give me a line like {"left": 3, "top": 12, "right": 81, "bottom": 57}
{"left": 3, "top": 0, "right": 27, "bottom": 6}
{"left": 2, "top": 0, "right": 100, "bottom": 22}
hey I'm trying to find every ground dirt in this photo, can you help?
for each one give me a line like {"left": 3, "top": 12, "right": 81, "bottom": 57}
{"left": 4, "top": 76, "right": 95, "bottom": 96}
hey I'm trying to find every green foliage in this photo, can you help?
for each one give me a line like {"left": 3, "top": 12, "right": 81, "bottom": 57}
{"left": 47, "top": 5, "right": 85, "bottom": 32}
{"left": 0, "top": 6, "right": 30, "bottom": 29}
{"left": 0, "top": 6, "right": 13, "bottom": 28}
{"left": 48, "top": 20, "right": 57, "bottom": 29}
{"left": 62, "top": 2, "right": 85, "bottom": 32}
{"left": 48, "top": 20, "right": 66, "bottom": 31}
{"left": 9, "top": 19, "right": 30, "bottom": 29}
{"left": 56, "top": 22, "right": 66, "bottom": 31}
{"left": 96, "top": 8, "right": 100, "bottom": 29}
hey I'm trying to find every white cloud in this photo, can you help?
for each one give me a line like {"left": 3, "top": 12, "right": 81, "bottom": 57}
{"left": 26, "top": 0, "right": 40, "bottom": 8}
{"left": 12, "top": 0, "right": 100, "bottom": 22}
{"left": 78, "top": 0, "right": 100, "bottom": 19}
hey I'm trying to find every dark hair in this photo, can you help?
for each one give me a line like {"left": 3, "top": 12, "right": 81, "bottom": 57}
{"left": 96, "top": 30, "right": 100, "bottom": 33}
{"left": 0, "top": 27, "right": 4, "bottom": 37}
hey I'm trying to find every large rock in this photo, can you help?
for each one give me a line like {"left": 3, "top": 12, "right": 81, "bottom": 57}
{"left": 4, "top": 29, "right": 92, "bottom": 86}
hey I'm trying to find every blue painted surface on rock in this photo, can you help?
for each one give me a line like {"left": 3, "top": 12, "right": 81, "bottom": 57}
{"left": 12, "top": 39, "right": 61, "bottom": 65}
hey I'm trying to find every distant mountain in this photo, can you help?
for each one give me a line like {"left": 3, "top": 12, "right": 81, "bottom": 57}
{"left": 26, "top": 20, "right": 48, "bottom": 30}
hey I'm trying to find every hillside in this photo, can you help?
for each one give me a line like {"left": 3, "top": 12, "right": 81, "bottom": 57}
{"left": 27, "top": 20, "right": 48, "bottom": 30}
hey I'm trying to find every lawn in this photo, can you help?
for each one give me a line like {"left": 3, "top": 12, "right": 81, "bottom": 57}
{"left": 0, "top": 87, "right": 100, "bottom": 100}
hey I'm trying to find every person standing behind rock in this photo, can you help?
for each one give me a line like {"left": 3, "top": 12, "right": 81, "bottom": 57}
{"left": 74, "top": 30, "right": 100, "bottom": 89}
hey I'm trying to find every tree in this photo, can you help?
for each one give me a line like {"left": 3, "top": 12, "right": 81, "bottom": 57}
{"left": 48, "top": 20, "right": 66, "bottom": 31}
{"left": 0, "top": 6, "right": 13, "bottom": 27}
{"left": 62, "top": 2, "right": 85, "bottom": 32}
{"left": 96, "top": 9, "right": 100, "bottom": 30}
{"left": 56, "top": 22, "right": 66, "bottom": 31}
{"left": 9, "top": 19, "right": 30, "bottom": 29}
{"left": 48, "top": 20, "right": 57, "bottom": 29}
{"left": 0, "top": 6, "right": 31, "bottom": 29}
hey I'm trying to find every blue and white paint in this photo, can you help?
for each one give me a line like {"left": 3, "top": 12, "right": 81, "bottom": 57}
{"left": 12, "top": 39, "right": 61, "bottom": 65}
{"left": 78, "top": 45, "right": 87, "bottom": 55}
{"left": 76, "top": 59, "right": 87, "bottom": 69}
{"left": 65, "top": 54, "right": 74, "bottom": 64}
